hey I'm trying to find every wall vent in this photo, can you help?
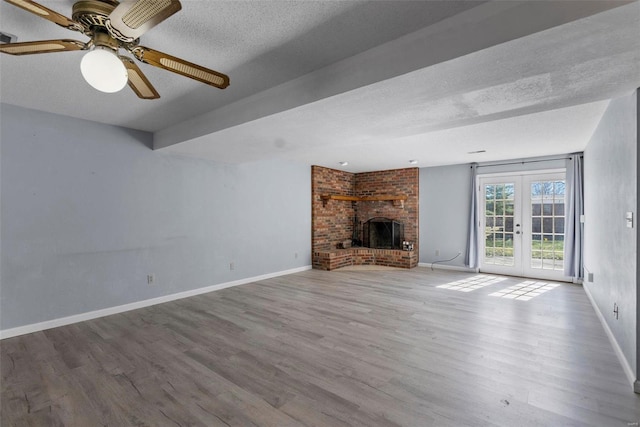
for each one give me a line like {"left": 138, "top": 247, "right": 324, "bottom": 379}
{"left": 0, "top": 32, "right": 17, "bottom": 44}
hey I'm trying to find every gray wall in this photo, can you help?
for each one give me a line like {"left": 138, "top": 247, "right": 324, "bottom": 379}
{"left": 419, "top": 157, "right": 568, "bottom": 268}
{"left": 1, "top": 104, "right": 311, "bottom": 330}
{"left": 583, "top": 91, "right": 638, "bottom": 379}
{"left": 419, "top": 164, "right": 471, "bottom": 267}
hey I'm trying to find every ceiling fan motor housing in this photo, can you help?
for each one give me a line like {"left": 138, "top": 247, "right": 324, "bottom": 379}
{"left": 72, "top": 0, "right": 137, "bottom": 46}
{"left": 72, "top": 0, "right": 117, "bottom": 33}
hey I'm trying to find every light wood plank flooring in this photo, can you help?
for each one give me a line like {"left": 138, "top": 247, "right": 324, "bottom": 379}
{"left": 2, "top": 268, "right": 640, "bottom": 426}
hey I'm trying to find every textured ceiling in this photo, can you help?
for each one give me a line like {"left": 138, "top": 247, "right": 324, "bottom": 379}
{"left": 0, "top": 0, "right": 483, "bottom": 131}
{"left": 1, "top": 0, "right": 639, "bottom": 172}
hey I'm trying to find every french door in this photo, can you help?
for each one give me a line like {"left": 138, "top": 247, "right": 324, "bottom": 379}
{"left": 479, "top": 171, "right": 568, "bottom": 281}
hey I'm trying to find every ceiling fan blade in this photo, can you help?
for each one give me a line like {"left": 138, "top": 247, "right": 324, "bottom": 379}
{"left": 108, "top": 0, "right": 181, "bottom": 40}
{"left": 4, "top": 0, "right": 82, "bottom": 31}
{"left": 120, "top": 56, "right": 160, "bottom": 99}
{"left": 0, "top": 39, "right": 86, "bottom": 55}
{"left": 131, "top": 46, "right": 229, "bottom": 89}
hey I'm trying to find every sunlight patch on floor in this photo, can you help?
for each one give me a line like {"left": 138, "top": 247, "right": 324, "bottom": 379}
{"left": 437, "top": 274, "right": 507, "bottom": 292}
{"left": 489, "top": 280, "right": 559, "bottom": 301}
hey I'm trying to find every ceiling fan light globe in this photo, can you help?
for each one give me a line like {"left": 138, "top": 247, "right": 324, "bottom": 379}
{"left": 80, "top": 47, "right": 128, "bottom": 93}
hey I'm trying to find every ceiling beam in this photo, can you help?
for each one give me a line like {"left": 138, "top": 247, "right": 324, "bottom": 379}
{"left": 154, "top": 0, "right": 631, "bottom": 150}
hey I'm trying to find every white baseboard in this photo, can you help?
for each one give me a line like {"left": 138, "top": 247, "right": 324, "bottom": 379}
{"left": 418, "top": 262, "right": 479, "bottom": 273}
{"left": 582, "top": 283, "right": 636, "bottom": 391}
{"left": 0, "top": 265, "right": 312, "bottom": 340}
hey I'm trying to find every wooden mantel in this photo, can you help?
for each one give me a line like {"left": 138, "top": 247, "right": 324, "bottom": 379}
{"left": 320, "top": 194, "right": 408, "bottom": 208}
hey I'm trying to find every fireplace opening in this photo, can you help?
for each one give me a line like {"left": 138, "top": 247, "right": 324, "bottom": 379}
{"left": 363, "top": 217, "right": 403, "bottom": 249}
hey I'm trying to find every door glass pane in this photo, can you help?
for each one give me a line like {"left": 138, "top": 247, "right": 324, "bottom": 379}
{"left": 505, "top": 184, "right": 515, "bottom": 200}
{"left": 530, "top": 179, "right": 565, "bottom": 271}
{"left": 505, "top": 201, "right": 514, "bottom": 215}
{"left": 531, "top": 182, "right": 542, "bottom": 196}
{"left": 532, "top": 203, "right": 541, "bottom": 216}
{"left": 505, "top": 217, "right": 513, "bottom": 232}
{"left": 484, "top": 182, "right": 515, "bottom": 266}
{"left": 531, "top": 234, "right": 542, "bottom": 249}
{"left": 532, "top": 217, "right": 541, "bottom": 233}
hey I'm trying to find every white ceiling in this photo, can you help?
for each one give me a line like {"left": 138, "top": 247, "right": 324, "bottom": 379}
{"left": 1, "top": 0, "right": 639, "bottom": 172}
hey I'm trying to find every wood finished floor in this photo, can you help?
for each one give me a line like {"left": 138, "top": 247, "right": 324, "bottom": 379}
{"left": 2, "top": 268, "right": 640, "bottom": 426}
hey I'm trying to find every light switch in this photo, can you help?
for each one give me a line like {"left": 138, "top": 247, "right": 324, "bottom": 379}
{"left": 626, "top": 212, "right": 634, "bottom": 228}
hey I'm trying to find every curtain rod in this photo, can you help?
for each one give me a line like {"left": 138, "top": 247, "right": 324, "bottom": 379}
{"left": 474, "top": 155, "right": 582, "bottom": 168}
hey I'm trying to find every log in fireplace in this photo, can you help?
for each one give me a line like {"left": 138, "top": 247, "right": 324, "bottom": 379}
{"left": 362, "top": 217, "right": 403, "bottom": 249}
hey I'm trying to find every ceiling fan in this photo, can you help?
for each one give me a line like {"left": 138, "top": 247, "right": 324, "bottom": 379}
{"left": 0, "top": 0, "right": 230, "bottom": 99}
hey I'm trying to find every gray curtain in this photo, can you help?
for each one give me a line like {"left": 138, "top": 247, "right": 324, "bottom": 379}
{"left": 465, "top": 163, "right": 479, "bottom": 268}
{"left": 564, "top": 154, "right": 584, "bottom": 279}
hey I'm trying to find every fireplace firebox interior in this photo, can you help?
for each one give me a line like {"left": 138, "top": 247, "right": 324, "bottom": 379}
{"left": 363, "top": 217, "right": 403, "bottom": 249}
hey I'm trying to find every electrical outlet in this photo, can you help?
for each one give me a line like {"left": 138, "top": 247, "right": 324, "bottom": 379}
{"left": 435, "top": 249, "right": 440, "bottom": 256}
{"left": 229, "top": 262, "right": 234, "bottom": 271}
{"left": 147, "top": 274, "right": 155, "bottom": 285}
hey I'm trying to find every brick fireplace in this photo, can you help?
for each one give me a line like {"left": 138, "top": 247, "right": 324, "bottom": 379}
{"left": 312, "top": 165, "right": 419, "bottom": 270}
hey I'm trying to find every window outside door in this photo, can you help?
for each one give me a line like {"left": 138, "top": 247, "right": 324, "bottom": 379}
{"left": 479, "top": 172, "right": 567, "bottom": 281}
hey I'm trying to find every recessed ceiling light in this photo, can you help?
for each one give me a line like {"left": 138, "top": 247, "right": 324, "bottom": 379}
{"left": 339, "top": 161, "right": 349, "bottom": 166}
{"left": 408, "top": 159, "right": 418, "bottom": 165}
{"left": 468, "top": 150, "right": 487, "bottom": 154}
